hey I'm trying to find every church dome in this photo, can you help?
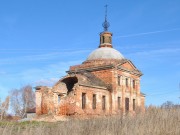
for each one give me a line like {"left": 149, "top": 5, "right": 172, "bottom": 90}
{"left": 87, "top": 47, "right": 124, "bottom": 61}
{"left": 86, "top": 13, "right": 125, "bottom": 61}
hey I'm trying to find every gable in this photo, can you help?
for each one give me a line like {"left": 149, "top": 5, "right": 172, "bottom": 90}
{"left": 117, "top": 59, "right": 142, "bottom": 76}
{"left": 122, "top": 61, "right": 137, "bottom": 70}
{"left": 117, "top": 60, "right": 137, "bottom": 70}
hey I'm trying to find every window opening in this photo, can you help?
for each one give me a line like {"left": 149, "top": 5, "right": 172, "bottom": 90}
{"left": 92, "top": 94, "right": 96, "bottom": 109}
{"left": 102, "top": 96, "right": 106, "bottom": 110}
{"left": 133, "top": 99, "right": 136, "bottom": 111}
{"left": 126, "top": 78, "right": 128, "bottom": 87}
{"left": 118, "top": 76, "right": 121, "bottom": 86}
{"left": 118, "top": 97, "right": 121, "bottom": 110}
{"left": 82, "top": 93, "right": 86, "bottom": 109}
{"left": 125, "top": 98, "right": 129, "bottom": 112}
{"left": 103, "top": 36, "right": 105, "bottom": 43}
{"left": 133, "top": 80, "right": 135, "bottom": 89}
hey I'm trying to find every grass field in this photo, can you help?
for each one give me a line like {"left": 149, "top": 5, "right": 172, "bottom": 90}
{"left": 0, "top": 107, "right": 179, "bottom": 135}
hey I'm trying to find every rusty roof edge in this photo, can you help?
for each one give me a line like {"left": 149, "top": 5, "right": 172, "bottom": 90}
{"left": 66, "top": 64, "right": 115, "bottom": 73}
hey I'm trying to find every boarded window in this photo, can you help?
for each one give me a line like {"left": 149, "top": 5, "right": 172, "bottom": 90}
{"left": 118, "top": 97, "right": 121, "bottom": 110}
{"left": 102, "top": 96, "right": 106, "bottom": 110}
{"left": 133, "top": 80, "right": 135, "bottom": 89}
{"left": 126, "top": 78, "right": 128, "bottom": 87}
{"left": 118, "top": 76, "right": 121, "bottom": 86}
{"left": 82, "top": 93, "right": 86, "bottom": 109}
{"left": 133, "top": 99, "right": 136, "bottom": 111}
{"left": 92, "top": 94, "right": 96, "bottom": 109}
{"left": 125, "top": 98, "right": 129, "bottom": 111}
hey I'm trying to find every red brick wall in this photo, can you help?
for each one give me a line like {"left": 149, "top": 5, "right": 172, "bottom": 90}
{"left": 74, "top": 85, "right": 111, "bottom": 115}
{"left": 91, "top": 69, "right": 113, "bottom": 85}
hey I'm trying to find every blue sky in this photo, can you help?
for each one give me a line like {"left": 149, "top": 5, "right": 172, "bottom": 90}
{"left": 0, "top": 0, "right": 180, "bottom": 106}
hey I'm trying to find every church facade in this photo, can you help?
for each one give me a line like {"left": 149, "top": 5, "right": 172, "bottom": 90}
{"left": 35, "top": 18, "right": 145, "bottom": 116}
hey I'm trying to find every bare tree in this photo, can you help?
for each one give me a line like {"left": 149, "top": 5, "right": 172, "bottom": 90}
{"left": 0, "top": 96, "right": 10, "bottom": 120}
{"left": 161, "top": 101, "right": 174, "bottom": 109}
{"left": 10, "top": 85, "right": 35, "bottom": 118}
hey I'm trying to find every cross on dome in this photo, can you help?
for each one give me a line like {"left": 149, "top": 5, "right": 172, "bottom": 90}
{"left": 102, "top": 5, "right": 110, "bottom": 31}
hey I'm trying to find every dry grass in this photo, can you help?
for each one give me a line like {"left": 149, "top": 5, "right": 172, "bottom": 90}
{"left": 0, "top": 107, "right": 179, "bottom": 135}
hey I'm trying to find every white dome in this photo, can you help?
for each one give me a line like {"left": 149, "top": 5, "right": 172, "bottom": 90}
{"left": 87, "top": 47, "right": 124, "bottom": 60}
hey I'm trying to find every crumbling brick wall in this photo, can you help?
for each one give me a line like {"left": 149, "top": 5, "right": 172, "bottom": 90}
{"left": 36, "top": 86, "right": 55, "bottom": 115}
{"left": 57, "top": 92, "right": 75, "bottom": 115}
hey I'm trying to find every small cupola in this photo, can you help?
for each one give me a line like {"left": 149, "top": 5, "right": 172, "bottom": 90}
{"left": 99, "top": 32, "right": 113, "bottom": 48}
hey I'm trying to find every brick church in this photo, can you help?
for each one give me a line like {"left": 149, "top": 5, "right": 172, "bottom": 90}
{"left": 35, "top": 12, "right": 145, "bottom": 116}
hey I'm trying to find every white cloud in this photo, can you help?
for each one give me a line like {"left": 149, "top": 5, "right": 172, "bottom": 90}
{"left": 33, "top": 78, "right": 59, "bottom": 86}
{"left": 1, "top": 60, "right": 82, "bottom": 87}
{"left": 116, "top": 28, "right": 180, "bottom": 38}
{"left": 0, "top": 49, "right": 91, "bottom": 65}
{"left": 127, "top": 48, "right": 180, "bottom": 58}
{"left": 0, "top": 71, "right": 6, "bottom": 75}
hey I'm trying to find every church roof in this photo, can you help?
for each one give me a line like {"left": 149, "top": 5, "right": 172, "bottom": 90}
{"left": 56, "top": 71, "right": 109, "bottom": 90}
{"left": 77, "top": 71, "right": 107, "bottom": 88}
{"left": 87, "top": 47, "right": 124, "bottom": 61}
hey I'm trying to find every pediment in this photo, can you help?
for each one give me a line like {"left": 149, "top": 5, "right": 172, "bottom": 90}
{"left": 117, "top": 59, "right": 142, "bottom": 76}
{"left": 117, "top": 60, "right": 136, "bottom": 70}
{"left": 122, "top": 61, "right": 137, "bottom": 70}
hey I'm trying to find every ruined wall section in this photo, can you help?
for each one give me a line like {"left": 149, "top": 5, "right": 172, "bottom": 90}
{"left": 36, "top": 90, "right": 42, "bottom": 115}
{"left": 35, "top": 86, "right": 55, "bottom": 115}
{"left": 36, "top": 85, "right": 76, "bottom": 116}
{"left": 56, "top": 91, "right": 76, "bottom": 115}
